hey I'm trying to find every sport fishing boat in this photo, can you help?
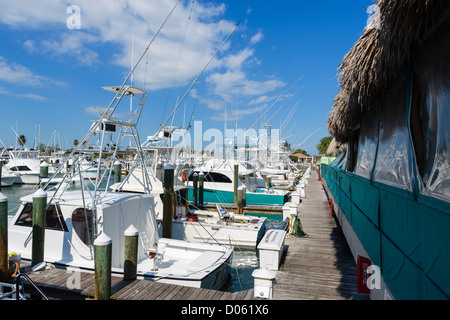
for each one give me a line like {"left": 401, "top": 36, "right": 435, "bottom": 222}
{"left": 7, "top": 83, "right": 233, "bottom": 290}
{"left": 4, "top": 150, "right": 56, "bottom": 185}
{"left": 110, "top": 141, "right": 267, "bottom": 248}
{"left": 1, "top": 166, "right": 18, "bottom": 186}
{"left": 172, "top": 204, "right": 267, "bottom": 248}
{"left": 186, "top": 158, "right": 290, "bottom": 206}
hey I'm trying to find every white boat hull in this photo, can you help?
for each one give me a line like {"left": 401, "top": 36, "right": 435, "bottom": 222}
{"left": 1, "top": 175, "right": 17, "bottom": 186}
{"left": 14, "top": 172, "right": 40, "bottom": 184}
{"left": 171, "top": 216, "right": 266, "bottom": 248}
{"left": 8, "top": 192, "right": 233, "bottom": 290}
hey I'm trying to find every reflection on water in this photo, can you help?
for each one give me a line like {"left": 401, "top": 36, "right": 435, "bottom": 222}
{"left": 224, "top": 217, "right": 284, "bottom": 292}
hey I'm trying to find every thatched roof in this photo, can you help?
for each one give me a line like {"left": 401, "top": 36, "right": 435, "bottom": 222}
{"left": 328, "top": 0, "right": 448, "bottom": 143}
{"left": 326, "top": 138, "right": 347, "bottom": 156}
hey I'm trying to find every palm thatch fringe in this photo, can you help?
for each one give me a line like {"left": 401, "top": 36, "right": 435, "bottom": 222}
{"left": 326, "top": 137, "right": 347, "bottom": 156}
{"left": 328, "top": 0, "right": 447, "bottom": 143}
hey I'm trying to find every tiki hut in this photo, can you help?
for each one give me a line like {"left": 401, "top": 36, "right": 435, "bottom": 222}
{"left": 322, "top": 0, "right": 449, "bottom": 300}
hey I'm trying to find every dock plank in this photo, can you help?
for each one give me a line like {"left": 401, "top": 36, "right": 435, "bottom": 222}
{"left": 271, "top": 169, "right": 369, "bottom": 300}
{"left": 24, "top": 266, "right": 253, "bottom": 300}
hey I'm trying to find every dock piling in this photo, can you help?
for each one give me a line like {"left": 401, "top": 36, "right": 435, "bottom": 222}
{"left": 0, "top": 193, "right": 7, "bottom": 281}
{"left": 124, "top": 225, "right": 138, "bottom": 281}
{"left": 0, "top": 161, "right": 3, "bottom": 191}
{"left": 114, "top": 161, "right": 122, "bottom": 184}
{"left": 198, "top": 172, "right": 204, "bottom": 206}
{"left": 94, "top": 233, "right": 112, "bottom": 300}
{"left": 193, "top": 173, "right": 198, "bottom": 206}
{"left": 31, "top": 189, "right": 47, "bottom": 267}
{"left": 237, "top": 186, "right": 243, "bottom": 215}
{"left": 234, "top": 164, "right": 239, "bottom": 205}
{"left": 162, "top": 164, "right": 174, "bottom": 238}
{"left": 39, "top": 162, "right": 49, "bottom": 179}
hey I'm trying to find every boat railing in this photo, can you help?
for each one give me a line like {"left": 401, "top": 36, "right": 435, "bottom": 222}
{"left": 13, "top": 272, "right": 49, "bottom": 300}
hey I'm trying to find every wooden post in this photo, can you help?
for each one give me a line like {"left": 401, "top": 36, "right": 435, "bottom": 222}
{"left": 39, "top": 162, "right": 49, "bottom": 179}
{"left": 242, "top": 186, "right": 247, "bottom": 207}
{"left": 124, "top": 225, "right": 138, "bottom": 281}
{"left": 237, "top": 186, "right": 243, "bottom": 215}
{"left": 0, "top": 193, "right": 8, "bottom": 281}
{"left": 198, "top": 172, "right": 204, "bottom": 206}
{"left": 192, "top": 173, "right": 198, "bottom": 206}
{"left": 162, "top": 164, "right": 174, "bottom": 239}
{"left": 114, "top": 161, "right": 122, "bottom": 184}
{"left": 94, "top": 233, "right": 112, "bottom": 300}
{"left": 0, "top": 161, "right": 3, "bottom": 191}
{"left": 31, "top": 189, "right": 47, "bottom": 266}
{"left": 234, "top": 164, "right": 239, "bottom": 205}
{"left": 39, "top": 162, "right": 49, "bottom": 188}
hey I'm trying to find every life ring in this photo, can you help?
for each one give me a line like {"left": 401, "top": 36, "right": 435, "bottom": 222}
{"left": 181, "top": 170, "right": 187, "bottom": 183}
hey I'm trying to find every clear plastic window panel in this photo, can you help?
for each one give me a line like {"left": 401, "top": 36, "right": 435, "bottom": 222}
{"left": 355, "top": 105, "right": 379, "bottom": 179}
{"left": 413, "top": 21, "right": 450, "bottom": 202}
{"left": 373, "top": 75, "right": 413, "bottom": 191}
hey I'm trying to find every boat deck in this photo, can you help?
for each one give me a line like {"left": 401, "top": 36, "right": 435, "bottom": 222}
{"left": 272, "top": 169, "right": 369, "bottom": 300}
{"left": 24, "top": 266, "right": 254, "bottom": 300}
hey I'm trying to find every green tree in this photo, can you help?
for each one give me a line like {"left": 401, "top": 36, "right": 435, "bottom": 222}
{"left": 317, "top": 136, "right": 332, "bottom": 155}
{"left": 290, "top": 148, "right": 310, "bottom": 162}
{"left": 282, "top": 141, "right": 291, "bottom": 152}
{"left": 18, "top": 135, "right": 26, "bottom": 149}
{"left": 291, "top": 148, "right": 310, "bottom": 156}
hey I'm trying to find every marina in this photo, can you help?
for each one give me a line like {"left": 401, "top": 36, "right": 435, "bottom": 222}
{"left": 0, "top": 0, "right": 449, "bottom": 302}
{"left": 1, "top": 167, "right": 365, "bottom": 301}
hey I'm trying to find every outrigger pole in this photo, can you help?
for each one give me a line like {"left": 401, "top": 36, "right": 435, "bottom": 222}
{"left": 150, "top": 19, "right": 242, "bottom": 145}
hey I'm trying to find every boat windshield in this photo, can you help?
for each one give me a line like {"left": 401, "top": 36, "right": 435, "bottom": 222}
{"left": 14, "top": 202, "right": 68, "bottom": 231}
{"left": 10, "top": 151, "right": 39, "bottom": 160}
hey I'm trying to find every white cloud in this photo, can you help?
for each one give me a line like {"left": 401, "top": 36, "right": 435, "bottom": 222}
{"left": 15, "top": 93, "right": 47, "bottom": 101}
{"left": 1, "top": 0, "right": 286, "bottom": 122}
{"left": 250, "top": 31, "right": 264, "bottom": 45}
{"left": 0, "top": 0, "right": 67, "bottom": 29}
{"left": 248, "top": 95, "right": 273, "bottom": 106}
{"left": 0, "top": 56, "right": 62, "bottom": 86}
{"left": 209, "top": 105, "right": 266, "bottom": 121}
{"left": 0, "top": 85, "right": 47, "bottom": 101}
{"left": 9, "top": 0, "right": 236, "bottom": 88}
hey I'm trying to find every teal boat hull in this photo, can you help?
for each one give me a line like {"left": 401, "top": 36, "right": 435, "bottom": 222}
{"left": 188, "top": 188, "right": 288, "bottom": 206}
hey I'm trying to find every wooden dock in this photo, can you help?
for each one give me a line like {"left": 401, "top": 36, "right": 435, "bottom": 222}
{"left": 18, "top": 169, "right": 367, "bottom": 301}
{"left": 272, "top": 169, "right": 369, "bottom": 300}
{"left": 24, "top": 266, "right": 254, "bottom": 300}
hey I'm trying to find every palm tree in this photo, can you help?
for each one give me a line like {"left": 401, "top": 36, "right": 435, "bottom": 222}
{"left": 18, "top": 135, "right": 26, "bottom": 149}
{"left": 317, "top": 136, "right": 332, "bottom": 155}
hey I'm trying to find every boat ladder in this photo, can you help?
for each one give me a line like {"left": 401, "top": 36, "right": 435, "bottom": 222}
{"left": 139, "top": 232, "right": 152, "bottom": 256}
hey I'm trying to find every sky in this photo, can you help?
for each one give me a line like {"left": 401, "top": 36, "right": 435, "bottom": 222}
{"left": 0, "top": 0, "right": 373, "bottom": 156}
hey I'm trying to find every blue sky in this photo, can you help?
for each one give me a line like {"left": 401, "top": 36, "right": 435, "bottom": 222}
{"left": 0, "top": 0, "right": 373, "bottom": 156}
